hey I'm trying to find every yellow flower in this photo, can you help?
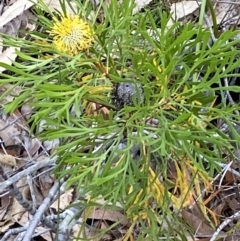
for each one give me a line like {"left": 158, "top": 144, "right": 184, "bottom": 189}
{"left": 49, "top": 14, "right": 94, "bottom": 55}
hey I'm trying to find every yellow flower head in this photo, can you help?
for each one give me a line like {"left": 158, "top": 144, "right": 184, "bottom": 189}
{"left": 49, "top": 14, "right": 94, "bottom": 55}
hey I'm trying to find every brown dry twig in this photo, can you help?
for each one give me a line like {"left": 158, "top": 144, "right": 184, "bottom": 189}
{"left": 0, "top": 157, "right": 56, "bottom": 194}
{"left": 22, "top": 178, "right": 66, "bottom": 241}
{"left": 56, "top": 203, "right": 85, "bottom": 241}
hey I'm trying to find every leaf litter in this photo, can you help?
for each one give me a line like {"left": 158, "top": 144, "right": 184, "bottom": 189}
{"left": 0, "top": 0, "right": 240, "bottom": 240}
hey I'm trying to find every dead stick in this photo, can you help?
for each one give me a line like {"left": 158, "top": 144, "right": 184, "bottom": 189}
{"left": 0, "top": 157, "right": 56, "bottom": 194}
{"left": 22, "top": 179, "right": 64, "bottom": 241}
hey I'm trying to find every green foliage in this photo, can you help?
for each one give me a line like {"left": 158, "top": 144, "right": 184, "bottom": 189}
{"left": 1, "top": 0, "right": 240, "bottom": 239}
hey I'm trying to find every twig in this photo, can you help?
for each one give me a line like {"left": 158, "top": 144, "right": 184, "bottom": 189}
{"left": 14, "top": 231, "right": 26, "bottom": 241}
{"left": 0, "top": 112, "right": 32, "bottom": 132}
{"left": 190, "top": 159, "right": 240, "bottom": 209}
{"left": 44, "top": 213, "right": 67, "bottom": 222}
{"left": 210, "top": 210, "right": 240, "bottom": 241}
{"left": 10, "top": 183, "right": 36, "bottom": 215}
{"left": 32, "top": 166, "right": 55, "bottom": 180}
{"left": 32, "top": 228, "right": 52, "bottom": 238}
{"left": 0, "top": 157, "right": 56, "bottom": 194}
{"left": 2, "top": 161, "right": 58, "bottom": 233}
{"left": 53, "top": 180, "right": 68, "bottom": 199}
{"left": 215, "top": 162, "right": 240, "bottom": 179}
{"left": 221, "top": 15, "right": 240, "bottom": 26}
{"left": 22, "top": 179, "right": 65, "bottom": 241}
{"left": 27, "top": 175, "right": 37, "bottom": 209}
{"left": 1, "top": 226, "right": 28, "bottom": 241}
{"left": 218, "top": 161, "right": 233, "bottom": 189}
{"left": 56, "top": 204, "right": 84, "bottom": 241}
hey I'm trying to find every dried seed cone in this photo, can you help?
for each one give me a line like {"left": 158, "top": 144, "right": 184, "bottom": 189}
{"left": 111, "top": 82, "right": 144, "bottom": 110}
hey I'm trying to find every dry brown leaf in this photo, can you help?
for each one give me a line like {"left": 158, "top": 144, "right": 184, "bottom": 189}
{"left": 74, "top": 207, "right": 129, "bottom": 240}
{"left": 0, "top": 193, "right": 12, "bottom": 221}
{"left": 0, "top": 206, "right": 8, "bottom": 222}
{"left": 0, "top": 218, "right": 15, "bottom": 233}
{"left": 72, "top": 218, "right": 85, "bottom": 240}
{"left": 21, "top": 104, "right": 33, "bottom": 121}
{"left": 17, "top": 211, "right": 32, "bottom": 228}
{"left": 225, "top": 233, "right": 240, "bottom": 241}
{"left": 83, "top": 208, "right": 129, "bottom": 226}
{"left": 10, "top": 198, "right": 26, "bottom": 222}
{"left": 0, "top": 119, "right": 20, "bottom": 146}
{"left": 228, "top": 198, "right": 240, "bottom": 213}
{"left": 36, "top": 155, "right": 49, "bottom": 162}
{"left": 33, "top": 184, "right": 45, "bottom": 205}
{"left": 182, "top": 209, "right": 215, "bottom": 237}
{"left": 0, "top": 108, "right": 37, "bottom": 157}
{"left": 225, "top": 169, "right": 238, "bottom": 183}
{"left": 92, "top": 196, "right": 123, "bottom": 208}
{"left": 41, "top": 181, "right": 53, "bottom": 198}
{"left": 213, "top": 202, "right": 226, "bottom": 226}
{"left": 25, "top": 138, "right": 41, "bottom": 157}
{"left": 0, "top": 109, "right": 42, "bottom": 158}
{"left": 51, "top": 188, "right": 73, "bottom": 210}
{"left": 38, "top": 170, "right": 54, "bottom": 198}
{"left": 35, "top": 226, "right": 55, "bottom": 241}
{"left": 7, "top": 101, "right": 29, "bottom": 129}
{"left": 84, "top": 221, "right": 110, "bottom": 240}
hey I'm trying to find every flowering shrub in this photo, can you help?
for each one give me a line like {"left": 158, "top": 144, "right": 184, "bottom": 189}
{"left": 0, "top": 0, "right": 240, "bottom": 240}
